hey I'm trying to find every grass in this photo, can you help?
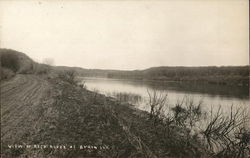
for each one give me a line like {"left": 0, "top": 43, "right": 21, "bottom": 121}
{"left": 106, "top": 91, "right": 142, "bottom": 105}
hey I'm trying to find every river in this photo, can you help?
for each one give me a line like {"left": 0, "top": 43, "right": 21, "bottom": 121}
{"left": 80, "top": 77, "right": 249, "bottom": 114}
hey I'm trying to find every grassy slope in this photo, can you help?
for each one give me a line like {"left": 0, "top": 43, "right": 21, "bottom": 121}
{"left": 41, "top": 77, "right": 207, "bottom": 157}
{"left": 1, "top": 74, "right": 208, "bottom": 158}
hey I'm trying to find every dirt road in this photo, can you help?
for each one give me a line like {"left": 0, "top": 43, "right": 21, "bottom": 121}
{"left": 0, "top": 74, "right": 172, "bottom": 157}
{"left": 1, "top": 74, "right": 51, "bottom": 143}
{"left": 0, "top": 74, "right": 135, "bottom": 157}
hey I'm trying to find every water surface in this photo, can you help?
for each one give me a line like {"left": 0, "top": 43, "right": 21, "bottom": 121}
{"left": 81, "top": 77, "right": 249, "bottom": 113}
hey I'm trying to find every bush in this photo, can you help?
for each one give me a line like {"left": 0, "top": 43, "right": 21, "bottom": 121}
{"left": 147, "top": 89, "right": 168, "bottom": 124}
{"left": 34, "top": 63, "right": 51, "bottom": 74}
{"left": 171, "top": 97, "right": 204, "bottom": 128}
{"left": 0, "top": 67, "right": 15, "bottom": 80}
{"left": 58, "top": 70, "right": 77, "bottom": 85}
{"left": 144, "top": 91, "right": 250, "bottom": 157}
{"left": 202, "top": 105, "right": 249, "bottom": 157}
{"left": 0, "top": 52, "right": 20, "bottom": 72}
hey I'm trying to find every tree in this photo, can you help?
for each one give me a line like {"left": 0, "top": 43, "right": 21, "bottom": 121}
{"left": 1, "top": 53, "right": 20, "bottom": 72}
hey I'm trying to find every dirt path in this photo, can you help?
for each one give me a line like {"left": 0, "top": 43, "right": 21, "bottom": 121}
{"left": 0, "top": 74, "right": 165, "bottom": 157}
{"left": 1, "top": 74, "right": 51, "bottom": 143}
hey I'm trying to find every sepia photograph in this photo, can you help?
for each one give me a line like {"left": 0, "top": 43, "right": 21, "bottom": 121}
{"left": 0, "top": 0, "right": 249, "bottom": 157}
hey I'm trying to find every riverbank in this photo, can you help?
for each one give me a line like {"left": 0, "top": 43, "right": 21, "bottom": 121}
{"left": 1, "top": 74, "right": 211, "bottom": 158}
{"left": 43, "top": 75, "right": 209, "bottom": 157}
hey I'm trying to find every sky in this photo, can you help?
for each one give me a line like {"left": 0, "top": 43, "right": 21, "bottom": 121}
{"left": 0, "top": 0, "right": 249, "bottom": 70}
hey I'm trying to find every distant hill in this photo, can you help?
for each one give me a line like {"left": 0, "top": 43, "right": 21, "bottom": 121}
{"left": 105, "top": 66, "right": 249, "bottom": 86}
{"left": 1, "top": 49, "right": 249, "bottom": 86}
{"left": 55, "top": 65, "right": 249, "bottom": 86}
{"left": 54, "top": 66, "right": 121, "bottom": 77}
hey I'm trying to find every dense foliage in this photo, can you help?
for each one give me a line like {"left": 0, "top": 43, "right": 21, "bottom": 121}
{"left": 107, "top": 66, "right": 249, "bottom": 86}
{"left": 0, "top": 51, "right": 20, "bottom": 72}
{"left": 0, "top": 49, "right": 53, "bottom": 80}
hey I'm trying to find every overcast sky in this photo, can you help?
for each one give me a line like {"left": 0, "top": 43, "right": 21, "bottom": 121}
{"left": 0, "top": 0, "right": 249, "bottom": 70}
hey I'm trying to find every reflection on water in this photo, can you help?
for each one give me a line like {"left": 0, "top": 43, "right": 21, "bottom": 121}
{"left": 106, "top": 91, "right": 142, "bottom": 105}
{"left": 81, "top": 77, "right": 249, "bottom": 113}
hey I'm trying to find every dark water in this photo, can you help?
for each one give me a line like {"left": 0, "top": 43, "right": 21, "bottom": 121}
{"left": 81, "top": 77, "right": 249, "bottom": 113}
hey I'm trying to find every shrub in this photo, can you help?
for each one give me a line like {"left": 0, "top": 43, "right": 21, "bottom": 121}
{"left": 79, "top": 80, "right": 86, "bottom": 89}
{"left": 34, "top": 63, "right": 51, "bottom": 74}
{"left": 0, "top": 67, "right": 15, "bottom": 80}
{"left": 202, "top": 105, "right": 249, "bottom": 156}
{"left": 0, "top": 53, "right": 20, "bottom": 72}
{"left": 58, "top": 70, "right": 77, "bottom": 85}
{"left": 171, "top": 97, "right": 204, "bottom": 128}
{"left": 147, "top": 89, "right": 168, "bottom": 124}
